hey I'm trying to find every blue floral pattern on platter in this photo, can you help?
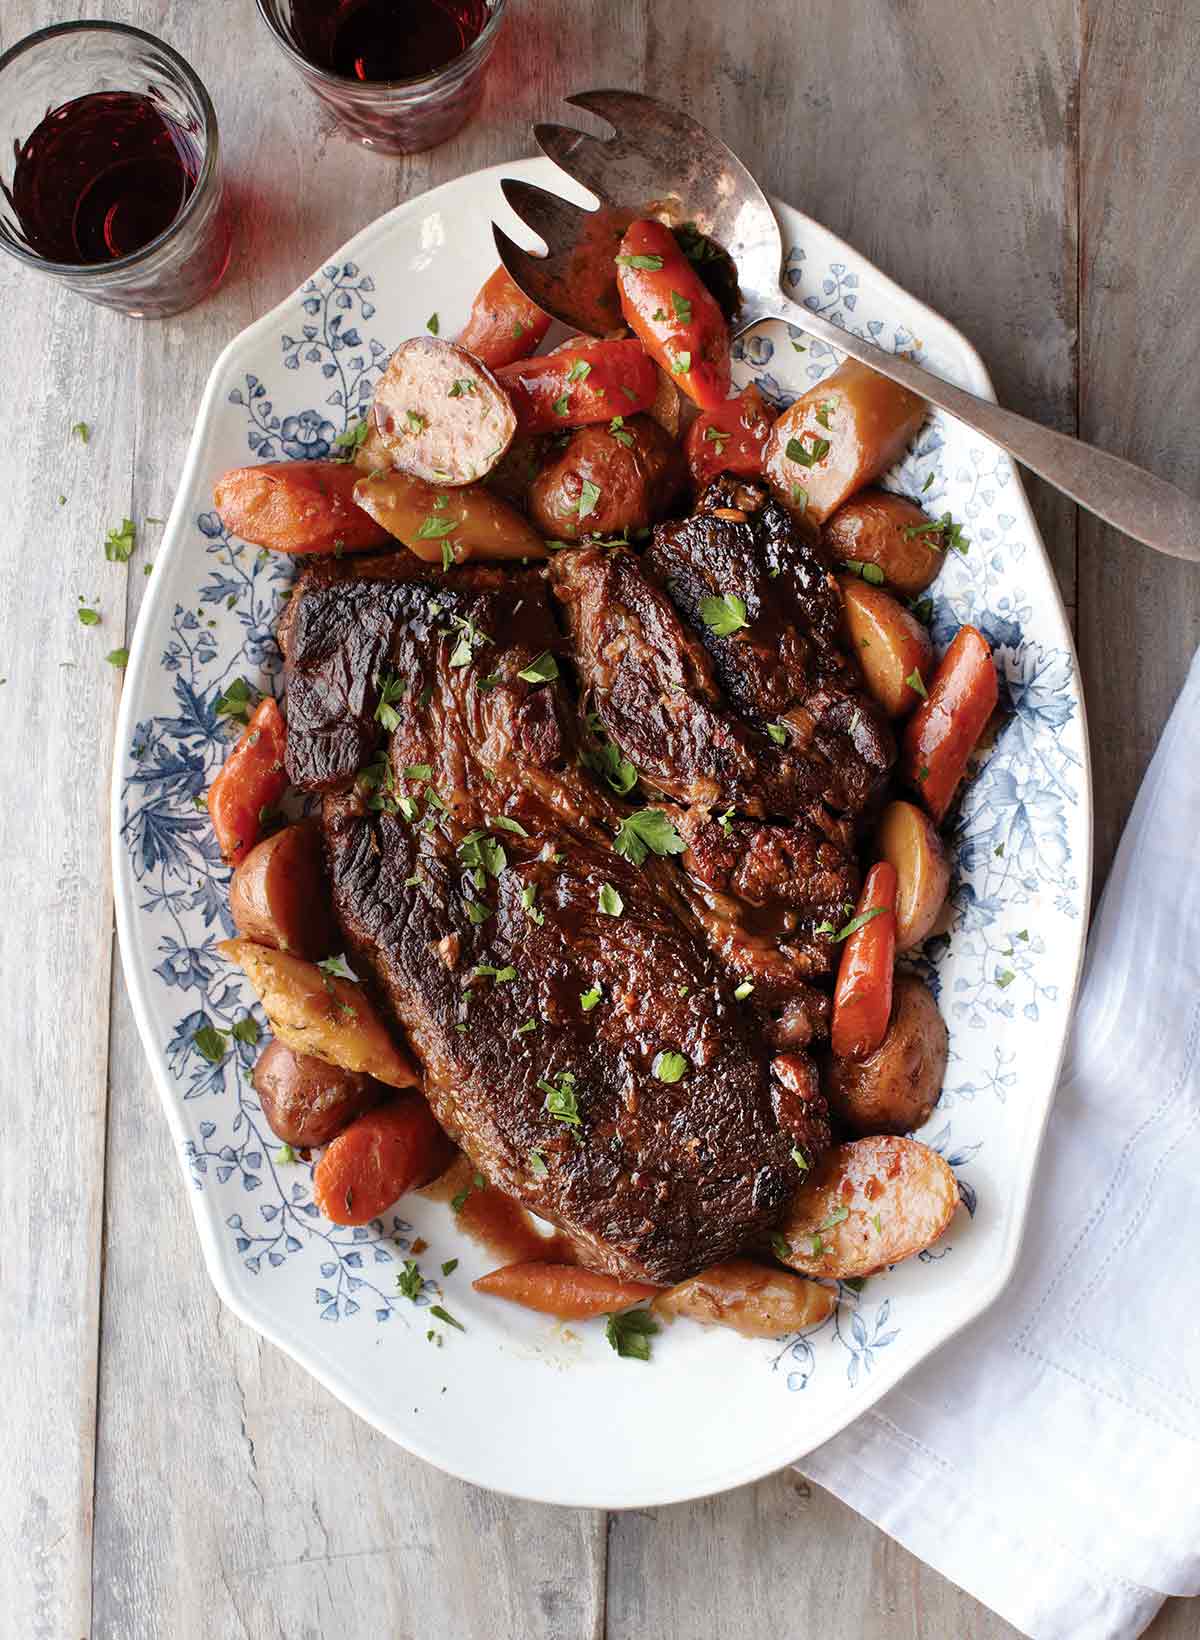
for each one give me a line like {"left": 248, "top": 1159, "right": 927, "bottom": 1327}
{"left": 114, "top": 182, "right": 1089, "bottom": 1436}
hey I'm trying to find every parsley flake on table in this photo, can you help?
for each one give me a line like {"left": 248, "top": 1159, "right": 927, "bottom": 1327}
{"left": 105, "top": 647, "right": 129, "bottom": 669}
{"left": 699, "top": 592, "right": 748, "bottom": 636}
{"left": 429, "top": 1304, "right": 464, "bottom": 1331}
{"left": 605, "top": 1308, "right": 658, "bottom": 1362}
{"left": 217, "top": 676, "right": 258, "bottom": 724}
{"left": 539, "top": 1070, "right": 581, "bottom": 1127}
{"left": 72, "top": 421, "right": 90, "bottom": 444}
{"left": 613, "top": 807, "right": 686, "bottom": 866}
{"left": 192, "top": 1024, "right": 228, "bottom": 1063}
{"left": 652, "top": 1051, "right": 688, "bottom": 1084}
{"left": 785, "top": 434, "right": 830, "bottom": 467}
{"left": 77, "top": 606, "right": 101, "bottom": 626}
{"left": 597, "top": 882, "right": 624, "bottom": 916}
{"left": 517, "top": 650, "right": 559, "bottom": 684}
{"left": 578, "top": 478, "right": 602, "bottom": 520}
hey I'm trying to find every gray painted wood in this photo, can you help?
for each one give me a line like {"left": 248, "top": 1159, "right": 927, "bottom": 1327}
{"left": 2, "top": 0, "right": 1197, "bottom": 1635}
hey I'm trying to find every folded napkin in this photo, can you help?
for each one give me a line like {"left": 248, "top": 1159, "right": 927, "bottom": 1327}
{"left": 801, "top": 649, "right": 1200, "bottom": 1640}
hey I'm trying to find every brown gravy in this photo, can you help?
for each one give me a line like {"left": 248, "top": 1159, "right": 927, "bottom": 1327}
{"left": 421, "top": 1153, "right": 578, "bottom": 1267}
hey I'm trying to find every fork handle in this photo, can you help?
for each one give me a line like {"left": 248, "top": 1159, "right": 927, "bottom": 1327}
{"left": 754, "top": 296, "right": 1200, "bottom": 562}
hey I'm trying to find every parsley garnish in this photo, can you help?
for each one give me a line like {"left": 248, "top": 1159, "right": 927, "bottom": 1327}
{"left": 670, "top": 290, "right": 692, "bottom": 323}
{"left": 215, "top": 676, "right": 256, "bottom": 724}
{"left": 334, "top": 418, "right": 370, "bottom": 456}
{"left": 580, "top": 985, "right": 602, "bottom": 1011}
{"left": 72, "top": 421, "right": 90, "bottom": 444}
{"left": 446, "top": 612, "right": 492, "bottom": 668}
{"left": 317, "top": 953, "right": 356, "bottom": 981}
{"left": 426, "top": 313, "right": 440, "bottom": 334}
{"left": 770, "top": 1232, "right": 791, "bottom": 1261}
{"left": 231, "top": 1014, "right": 259, "bottom": 1046}
{"left": 765, "top": 722, "right": 788, "bottom": 746}
{"left": 77, "top": 606, "right": 100, "bottom": 626}
{"left": 841, "top": 558, "right": 885, "bottom": 585}
{"left": 996, "top": 968, "right": 1016, "bottom": 988}
{"left": 441, "top": 1259, "right": 458, "bottom": 1277}
{"left": 405, "top": 763, "right": 433, "bottom": 782}
{"left": 416, "top": 512, "right": 458, "bottom": 539}
{"left": 192, "top": 1024, "right": 228, "bottom": 1063}
{"left": 104, "top": 517, "right": 136, "bottom": 563}
{"left": 815, "top": 399, "right": 837, "bottom": 429}
{"left": 906, "top": 668, "right": 929, "bottom": 699}
{"left": 785, "top": 434, "right": 831, "bottom": 467}
{"left": 529, "top": 1150, "right": 549, "bottom": 1177}
{"left": 922, "top": 472, "right": 935, "bottom": 492}
{"left": 520, "top": 882, "right": 544, "bottom": 925}
{"left": 817, "top": 1206, "right": 850, "bottom": 1231}
{"left": 613, "top": 807, "right": 686, "bottom": 866}
{"left": 405, "top": 410, "right": 427, "bottom": 434}
{"left": 578, "top": 479, "right": 601, "bottom": 520}
{"left": 539, "top": 1069, "right": 581, "bottom": 1127}
{"left": 830, "top": 906, "right": 887, "bottom": 943}
{"left": 517, "top": 651, "right": 558, "bottom": 684}
{"left": 597, "top": 882, "right": 624, "bottom": 917}
{"left": 277, "top": 1143, "right": 297, "bottom": 1165}
{"left": 448, "top": 379, "right": 477, "bottom": 397}
{"left": 703, "top": 425, "right": 730, "bottom": 454}
{"left": 605, "top": 1309, "right": 658, "bottom": 1361}
{"left": 608, "top": 415, "right": 634, "bottom": 447}
{"left": 652, "top": 1050, "right": 688, "bottom": 1083}
{"left": 457, "top": 829, "right": 507, "bottom": 885}
{"left": 515, "top": 1017, "right": 538, "bottom": 1035}
{"left": 374, "top": 671, "right": 406, "bottom": 730}
{"left": 615, "top": 252, "right": 664, "bottom": 271}
{"left": 105, "top": 647, "right": 129, "bottom": 669}
{"left": 733, "top": 980, "right": 754, "bottom": 1001}
{"left": 552, "top": 393, "right": 570, "bottom": 418}
{"left": 791, "top": 1147, "right": 810, "bottom": 1172}
{"left": 565, "top": 358, "right": 591, "bottom": 384}
{"left": 699, "top": 592, "right": 748, "bottom": 636}
{"left": 429, "top": 1304, "right": 464, "bottom": 1332}
{"left": 670, "top": 351, "right": 692, "bottom": 375}
{"left": 397, "top": 1259, "right": 424, "bottom": 1300}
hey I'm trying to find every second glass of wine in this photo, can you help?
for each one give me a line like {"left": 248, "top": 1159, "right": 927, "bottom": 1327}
{"left": 0, "top": 21, "right": 232, "bottom": 318}
{"left": 256, "top": 0, "right": 508, "bottom": 155}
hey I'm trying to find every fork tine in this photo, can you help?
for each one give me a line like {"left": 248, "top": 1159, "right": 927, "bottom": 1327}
{"left": 533, "top": 123, "right": 615, "bottom": 205}
{"left": 498, "top": 178, "right": 595, "bottom": 254}
{"left": 562, "top": 88, "right": 663, "bottom": 133}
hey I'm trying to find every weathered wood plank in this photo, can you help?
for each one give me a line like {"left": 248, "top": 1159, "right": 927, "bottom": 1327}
{"left": 1076, "top": 0, "right": 1200, "bottom": 884}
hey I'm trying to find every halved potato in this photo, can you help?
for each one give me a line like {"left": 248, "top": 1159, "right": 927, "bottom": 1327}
{"left": 824, "top": 974, "right": 949, "bottom": 1136}
{"left": 219, "top": 938, "right": 417, "bottom": 1088}
{"left": 229, "top": 820, "right": 336, "bottom": 959}
{"left": 353, "top": 469, "right": 544, "bottom": 562}
{"left": 877, "top": 799, "right": 951, "bottom": 950}
{"left": 372, "top": 336, "right": 517, "bottom": 486}
{"left": 840, "top": 575, "right": 933, "bottom": 717}
{"left": 822, "top": 487, "right": 945, "bottom": 596}
{"left": 655, "top": 1258, "right": 836, "bottom": 1338}
{"left": 253, "top": 1039, "right": 385, "bottom": 1147}
{"left": 762, "top": 359, "right": 927, "bottom": 526}
{"left": 775, "top": 1135, "right": 959, "bottom": 1278}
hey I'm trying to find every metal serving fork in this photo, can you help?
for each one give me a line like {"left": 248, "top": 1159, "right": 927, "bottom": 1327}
{"left": 494, "top": 89, "right": 1200, "bottom": 562}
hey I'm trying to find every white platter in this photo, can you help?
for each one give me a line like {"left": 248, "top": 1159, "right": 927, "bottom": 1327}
{"left": 112, "top": 156, "right": 1091, "bottom": 1508}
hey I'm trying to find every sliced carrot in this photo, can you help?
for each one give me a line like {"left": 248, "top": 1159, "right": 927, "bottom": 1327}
{"left": 902, "top": 625, "right": 998, "bottom": 821}
{"left": 472, "top": 1261, "right": 660, "bottom": 1319}
{"left": 830, "top": 861, "right": 897, "bottom": 1060}
{"left": 457, "top": 265, "right": 552, "bottom": 370}
{"left": 313, "top": 1098, "right": 451, "bottom": 1227}
{"left": 495, "top": 338, "right": 658, "bottom": 434}
{"left": 207, "top": 697, "right": 288, "bottom": 866}
{"left": 213, "top": 460, "right": 390, "bottom": 555}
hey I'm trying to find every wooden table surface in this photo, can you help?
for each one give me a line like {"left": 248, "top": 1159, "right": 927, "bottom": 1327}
{"left": 4, "top": 2, "right": 1199, "bottom": 1635}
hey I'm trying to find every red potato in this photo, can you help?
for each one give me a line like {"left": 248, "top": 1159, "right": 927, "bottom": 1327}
{"left": 371, "top": 336, "right": 517, "bottom": 486}
{"left": 762, "top": 359, "right": 927, "bottom": 526}
{"left": 774, "top": 1135, "right": 960, "bottom": 1278}
{"left": 213, "top": 460, "right": 390, "bottom": 555}
{"left": 831, "top": 861, "right": 897, "bottom": 1061}
{"left": 352, "top": 469, "right": 545, "bottom": 562}
{"left": 839, "top": 574, "right": 933, "bottom": 717}
{"left": 253, "top": 1040, "right": 386, "bottom": 1148}
{"left": 229, "top": 819, "right": 337, "bottom": 958}
{"left": 876, "top": 799, "right": 950, "bottom": 951}
{"left": 655, "top": 1258, "right": 836, "bottom": 1338}
{"left": 496, "top": 338, "right": 659, "bottom": 435}
{"left": 825, "top": 974, "right": 949, "bottom": 1136}
{"left": 472, "top": 1262, "right": 659, "bottom": 1319}
{"left": 527, "top": 415, "right": 687, "bottom": 542}
{"left": 457, "top": 264, "right": 552, "bottom": 369}
{"left": 902, "top": 625, "right": 999, "bottom": 821}
{"left": 207, "top": 697, "right": 288, "bottom": 867}
{"left": 615, "top": 218, "right": 732, "bottom": 411}
{"left": 219, "top": 939, "right": 418, "bottom": 1088}
{"left": 822, "top": 488, "right": 946, "bottom": 597}
{"left": 684, "top": 383, "right": 777, "bottom": 489}
{"left": 313, "top": 1097, "right": 452, "bottom": 1226}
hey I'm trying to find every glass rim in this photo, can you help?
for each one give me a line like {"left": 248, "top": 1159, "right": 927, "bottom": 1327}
{"left": 0, "top": 19, "right": 221, "bottom": 280}
{"left": 254, "top": 0, "right": 508, "bottom": 92}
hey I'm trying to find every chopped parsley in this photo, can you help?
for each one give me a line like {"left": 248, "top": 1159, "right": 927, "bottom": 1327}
{"left": 334, "top": 417, "right": 370, "bottom": 456}
{"left": 552, "top": 393, "right": 570, "bottom": 418}
{"left": 815, "top": 399, "right": 837, "bottom": 429}
{"left": 996, "top": 968, "right": 1016, "bottom": 989}
{"left": 488, "top": 813, "right": 529, "bottom": 835}
{"left": 317, "top": 953, "right": 356, "bottom": 981}
{"left": 374, "top": 671, "right": 406, "bottom": 730}
{"left": 699, "top": 592, "right": 748, "bottom": 636}
{"left": 906, "top": 668, "right": 929, "bottom": 699}
{"left": 670, "top": 350, "right": 692, "bottom": 375}
{"left": 615, "top": 252, "right": 664, "bottom": 271}
{"left": 580, "top": 985, "right": 602, "bottom": 1011}
{"left": 517, "top": 651, "right": 558, "bottom": 684}
{"left": 670, "top": 290, "right": 693, "bottom": 323}
{"left": 457, "top": 829, "right": 507, "bottom": 885}
{"left": 405, "top": 410, "right": 427, "bottom": 434}
{"left": 565, "top": 357, "right": 591, "bottom": 384}
{"left": 765, "top": 722, "right": 788, "bottom": 746}
{"left": 448, "top": 378, "right": 477, "bottom": 397}
{"left": 446, "top": 612, "right": 492, "bottom": 668}
{"left": 841, "top": 558, "right": 885, "bottom": 585}
{"left": 608, "top": 415, "right": 634, "bottom": 447}
{"left": 652, "top": 1050, "right": 688, "bottom": 1083}
{"left": 520, "top": 882, "right": 544, "bottom": 925}
{"left": 613, "top": 807, "right": 686, "bottom": 866}
{"left": 426, "top": 313, "right": 440, "bottom": 334}
{"left": 72, "top": 421, "right": 90, "bottom": 444}
{"left": 539, "top": 1069, "right": 581, "bottom": 1127}
{"left": 817, "top": 1206, "right": 850, "bottom": 1231}
{"left": 529, "top": 1149, "right": 548, "bottom": 1177}
{"left": 397, "top": 1260, "right": 424, "bottom": 1300}
{"left": 77, "top": 606, "right": 101, "bottom": 627}
{"left": 577, "top": 479, "right": 601, "bottom": 521}
{"left": 770, "top": 1232, "right": 791, "bottom": 1261}
{"left": 597, "top": 882, "right": 624, "bottom": 917}
{"left": 276, "top": 1143, "right": 297, "bottom": 1165}
{"left": 105, "top": 647, "right": 129, "bottom": 669}
{"left": 605, "top": 1308, "right": 658, "bottom": 1361}
{"left": 703, "top": 425, "right": 730, "bottom": 454}
{"left": 215, "top": 676, "right": 256, "bottom": 724}
{"left": 104, "top": 517, "right": 136, "bottom": 563}
{"left": 829, "top": 905, "right": 887, "bottom": 943}
{"left": 903, "top": 511, "right": 970, "bottom": 555}
{"left": 791, "top": 1147, "right": 810, "bottom": 1172}
{"left": 441, "top": 1258, "right": 459, "bottom": 1277}
{"left": 733, "top": 980, "right": 754, "bottom": 1001}
{"left": 515, "top": 1018, "right": 538, "bottom": 1036}
{"left": 231, "top": 1014, "right": 259, "bottom": 1046}
{"left": 415, "top": 512, "right": 458, "bottom": 540}
{"left": 192, "top": 1024, "right": 228, "bottom": 1063}
{"left": 429, "top": 1304, "right": 464, "bottom": 1332}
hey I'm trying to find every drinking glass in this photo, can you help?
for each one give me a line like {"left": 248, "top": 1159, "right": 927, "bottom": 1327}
{"left": 0, "top": 22, "right": 232, "bottom": 319}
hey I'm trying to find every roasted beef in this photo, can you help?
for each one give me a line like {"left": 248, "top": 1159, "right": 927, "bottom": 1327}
{"left": 282, "top": 554, "right": 830, "bottom": 1285}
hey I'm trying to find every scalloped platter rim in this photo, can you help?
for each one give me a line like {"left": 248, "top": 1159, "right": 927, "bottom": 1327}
{"left": 111, "top": 156, "right": 1092, "bottom": 1509}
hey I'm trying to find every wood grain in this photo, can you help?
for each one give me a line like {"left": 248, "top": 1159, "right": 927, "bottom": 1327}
{"left": 2, "top": 0, "right": 1198, "bottom": 1634}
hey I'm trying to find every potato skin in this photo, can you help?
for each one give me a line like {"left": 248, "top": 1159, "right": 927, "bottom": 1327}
{"left": 776, "top": 1134, "right": 959, "bottom": 1278}
{"left": 655, "top": 1258, "right": 836, "bottom": 1338}
{"left": 229, "top": 820, "right": 336, "bottom": 959}
{"left": 839, "top": 574, "right": 933, "bottom": 717}
{"left": 822, "top": 488, "right": 944, "bottom": 596}
{"left": 528, "top": 415, "right": 687, "bottom": 541}
{"left": 253, "top": 1039, "right": 385, "bottom": 1147}
{"left": 877, "top": 799, "right": 950, "bottom": 950}
{"left": 825, "top": 974, "right": 949, "bottom": 1136}
{"left": 219, "top": 938, "right": 417, "bottom": 1088}
{"left": 763, "top": 359, "right": 926, "bottom": 526}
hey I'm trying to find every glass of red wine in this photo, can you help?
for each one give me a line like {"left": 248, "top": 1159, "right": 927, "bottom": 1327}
{"left": 0, "top": 22, "right": 232, "bottom": 319}
{"left": 256, "top": 0, "right": 508, "bottom": 155}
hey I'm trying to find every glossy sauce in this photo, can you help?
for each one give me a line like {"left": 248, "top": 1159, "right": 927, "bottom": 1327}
{"left": 422, "top": 1153, "right": 578, "bottom": 1265}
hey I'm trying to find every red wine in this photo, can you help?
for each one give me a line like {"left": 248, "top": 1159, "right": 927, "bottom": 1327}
{"left": 288, "top": 0, "right": 490, "bottom": 82}
{"left": 10, "top": 91, "right": 201, "bottom": 265}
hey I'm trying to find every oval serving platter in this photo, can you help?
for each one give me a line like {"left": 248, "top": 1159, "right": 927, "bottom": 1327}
{"left": 111, "top": 156, "right": 1091, "bottom": 1509}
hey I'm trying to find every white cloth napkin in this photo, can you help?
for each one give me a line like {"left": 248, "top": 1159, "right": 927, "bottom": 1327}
{"left": 800, "top": 649, "right": 1200, "bottom": 1640}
